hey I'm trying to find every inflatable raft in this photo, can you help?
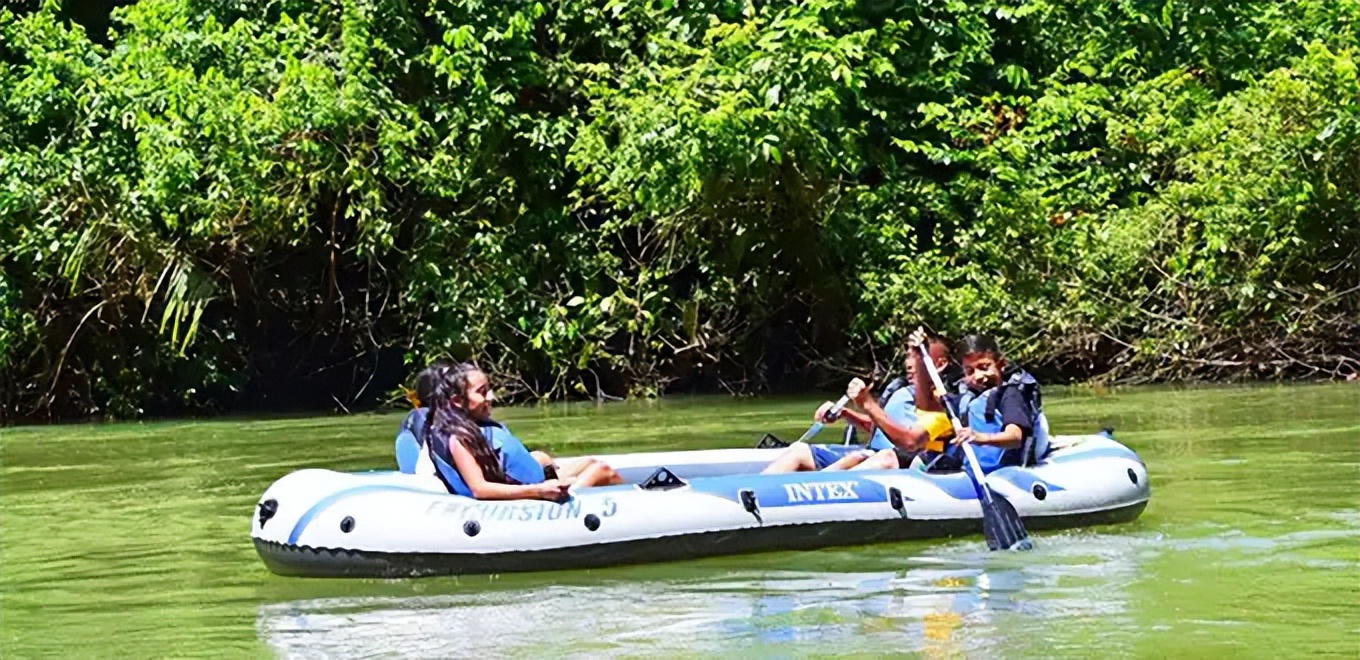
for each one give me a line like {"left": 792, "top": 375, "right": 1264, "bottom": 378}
{"left": 252, "top": 431, "right": 1148, "bottom": 578}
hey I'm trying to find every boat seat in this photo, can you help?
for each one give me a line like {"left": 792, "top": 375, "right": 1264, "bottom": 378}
{"left": 395, "top": 431, "right": 421, "bottom": 474}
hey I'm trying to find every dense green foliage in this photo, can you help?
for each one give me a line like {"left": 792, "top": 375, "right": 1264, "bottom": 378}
{"left": 3, "top": 0, "right": 1357, "bottom": 421}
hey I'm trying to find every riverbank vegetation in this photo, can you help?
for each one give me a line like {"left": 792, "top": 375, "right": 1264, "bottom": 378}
{"left": 3, "top": 0, "right": 1356, "bottom": 421}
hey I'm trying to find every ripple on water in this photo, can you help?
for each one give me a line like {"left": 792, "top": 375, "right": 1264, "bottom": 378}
{"left": 254, "top": 512, "right": 1360, "bottom": 659}
{"left": 253, "top": 530, "right": 1164, "bottom": 658}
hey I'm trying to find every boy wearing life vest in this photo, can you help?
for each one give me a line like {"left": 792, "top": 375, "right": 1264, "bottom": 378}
{"left": 930, "top": 334, "right": 1045, "bottom": 473}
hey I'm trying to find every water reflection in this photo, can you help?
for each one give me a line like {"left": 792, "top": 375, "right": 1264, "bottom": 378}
{"left": 255, "top": 534, "right": 1152, "bottom": 659}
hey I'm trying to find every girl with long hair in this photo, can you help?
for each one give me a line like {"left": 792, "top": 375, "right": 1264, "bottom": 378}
{"left": 423, "top": 363, "right": 621, "bottom": 500}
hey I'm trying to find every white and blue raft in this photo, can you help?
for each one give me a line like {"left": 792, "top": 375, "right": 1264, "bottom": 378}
{"left": 250, "top": 429, "right": 1150, "bottom": 578}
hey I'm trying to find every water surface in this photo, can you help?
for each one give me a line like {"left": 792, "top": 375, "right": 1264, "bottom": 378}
{"left": 2, "top": 383, "right": 1357, "bottom": 658}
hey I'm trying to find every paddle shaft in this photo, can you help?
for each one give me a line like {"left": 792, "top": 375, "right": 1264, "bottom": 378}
{"left": 916, "top": 344, "right": 996, "bottom": 503}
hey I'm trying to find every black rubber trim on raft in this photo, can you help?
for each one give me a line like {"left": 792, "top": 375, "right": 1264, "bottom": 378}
{"left": 253, "top": 500, "right": 1148, "bottom": 579}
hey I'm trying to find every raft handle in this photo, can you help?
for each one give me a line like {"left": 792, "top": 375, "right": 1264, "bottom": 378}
{"left": 888, "top": 487, "right": 908, "bottom": 519}
{"left": 739, "top": 489, "right": 762, "bottom": 524}
{"left": 257, "top": 499, "right": 278, "bottom": 528}
{"left": 639, "top": 467, "right": 688, "bottom": 491}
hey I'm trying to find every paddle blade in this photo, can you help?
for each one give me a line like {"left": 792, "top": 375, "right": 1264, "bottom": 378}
{"left": 980, "top": 486, "right": 1033, "bottom": 552}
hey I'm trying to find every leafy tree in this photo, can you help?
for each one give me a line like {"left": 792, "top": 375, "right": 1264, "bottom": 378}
{"left": 2, "top": 0, "right": 1355, "bottom": 421}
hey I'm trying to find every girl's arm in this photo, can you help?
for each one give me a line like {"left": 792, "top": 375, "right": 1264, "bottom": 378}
{"left": 449, "top": 441, "right": 565, "bottom": 501}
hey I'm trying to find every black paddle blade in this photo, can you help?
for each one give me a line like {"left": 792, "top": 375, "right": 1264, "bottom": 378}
{"left": 981, "top": 486, "right": 1034, "bottom": 552}
{"left": 754, "top": 433, "right": 789, "bottom": 449}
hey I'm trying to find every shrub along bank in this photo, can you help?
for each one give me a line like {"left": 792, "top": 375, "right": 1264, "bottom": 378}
{"left": 2, "top": 0, "right": 1356, "bottom": 421}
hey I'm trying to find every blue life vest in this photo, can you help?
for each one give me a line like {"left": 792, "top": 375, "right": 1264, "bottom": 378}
{"left": 427, "top": 420, "right": 546, "bottom": 497}
{"left": 956, "top": 368, "right": 1043, "bottom": 473}
{"left": 867, "top": 383, "right": 918, "bottom": 451}
{"left": 481, "top": 421, "right": 547, "bottom": 485}
{"left": 429, "top": 443, "right": 474, "bottom": 496}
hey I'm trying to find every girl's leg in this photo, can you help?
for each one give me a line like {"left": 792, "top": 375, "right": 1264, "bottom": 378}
{"left": 565, "top": 458, "right": 623, "bottom": 487}
{"left": 555, "top": 457, "right": 597, "bottom": 479}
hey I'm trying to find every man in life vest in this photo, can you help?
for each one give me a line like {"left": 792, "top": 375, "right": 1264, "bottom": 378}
{"left": 844, "top": 328, "right": 966, "bottom": 472}
{"left": 761, "top": 332, "right": 958, "bottom": 474}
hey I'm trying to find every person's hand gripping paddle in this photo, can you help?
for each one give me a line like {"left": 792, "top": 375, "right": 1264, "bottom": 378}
{"left": 795, "top": 395, "right": 851, "bottom": 443}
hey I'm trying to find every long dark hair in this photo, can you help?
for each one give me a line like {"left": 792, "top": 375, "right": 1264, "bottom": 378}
{"left": 412, "top": 358, "right": 453, "bottom": 407}
{"left": 421, "top": 363, "right": 515, "bottom": 484}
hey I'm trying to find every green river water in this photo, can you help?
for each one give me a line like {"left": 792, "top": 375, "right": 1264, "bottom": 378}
{"left": 1, "top": 383, "right": 1357, "bottom": 659}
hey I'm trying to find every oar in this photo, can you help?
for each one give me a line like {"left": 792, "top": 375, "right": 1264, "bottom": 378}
{"left": 917, "top": 344, "right": 1033, "bottom": 552}
{"left": 795, "top": 395, "right": 851, "bottom": 444}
